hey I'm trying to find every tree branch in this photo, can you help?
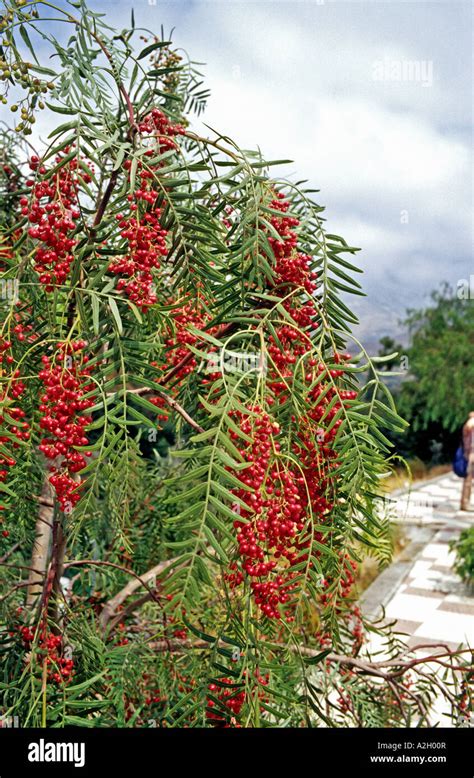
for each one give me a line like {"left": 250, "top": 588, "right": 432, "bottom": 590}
{"left": 143, "top": 638, "right": 471, "bottom": 685}
{"left": 61, "top": 557, "right": 179, "bottom": 634}
{"left": 0, "top": 542, "right": 21, "bottom": 563}
{"left": 119, "top": 387, "right": 204, "bottom": 432}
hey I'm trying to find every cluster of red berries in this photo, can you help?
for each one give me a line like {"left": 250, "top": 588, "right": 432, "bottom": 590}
{"left": 458, "top": 680, "right": 472, "bottom": 719}
{"left": 149, "top": 298, "right": 216, "bottom": 420}
{"left": 136, "top": 670, "right": 196, "bottom": 725}
{"left": 222, "top": 192, "right": 360, "bottom": 623}
{"left": 138, "top": 107, "right": 185, "bottom": 151}
{"left": 336, "top": 682, "right": 354, "bottom": 715}
{"left": 109, "top": 159, "right": 168, "bottom": 309}
{"left": 320, "top": 556, "right": 359, "bottom": 610}
{"left": 42, "top": 634, "right": 74, "bottom": 684}
{"left": 19, "top": 626, "right": 74, "bottom": 684}
{"left": 206, "top": 679, "right": 245, "bottom": 724}
{"left": 37, "top": 341, "right": 94, "bottom": 511}
{"left": 0, "top": 336, "right": 26, "bottom": 397}
{"left": 268, "top": 194, "right": 316, "bottom": 292}
{"left": 206, "top": 670, "right": 269, "bottom": 726}
{"left": 266, "top": 193, "right": 318, "bottom": 335}
{"left": 350, "top": 605, "right": 364, "bottom": 648}
{"left": 18, "top": 624, "right": 35, "bottom": 643}
{"left": 23, "top": 150, "right": 92, "bottom": 291}
{"left": 108, "top": 110, "right": 184, "bottom": 308}
{"left": 226, "top": 407, "right": 304, "bottom": 619}
{"left": 265, "top": 192, "right": 359, "bottom": 590}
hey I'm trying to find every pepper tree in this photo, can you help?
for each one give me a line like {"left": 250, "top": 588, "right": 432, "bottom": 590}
{"left": 0, "top": 0, "right": 470, "bottom": 728}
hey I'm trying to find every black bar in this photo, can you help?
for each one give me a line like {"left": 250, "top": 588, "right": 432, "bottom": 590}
{"left": 0, "top": 727, "right": 472, "bottom": 776}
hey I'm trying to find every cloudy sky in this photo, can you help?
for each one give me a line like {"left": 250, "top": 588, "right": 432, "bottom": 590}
{"left": 31, "top": 1, "right": 474, "bottom": 346}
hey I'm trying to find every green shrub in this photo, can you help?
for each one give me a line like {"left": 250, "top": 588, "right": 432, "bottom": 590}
{"left": 450, "top": 528, "right": 474, "bottom": 584}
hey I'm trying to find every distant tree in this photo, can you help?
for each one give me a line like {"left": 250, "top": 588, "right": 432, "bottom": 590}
{"left": 398, "top": 285, "right": 474, "bottom": 435}
{"left": 377, "top": 335, "right": 404, "bottom": 372}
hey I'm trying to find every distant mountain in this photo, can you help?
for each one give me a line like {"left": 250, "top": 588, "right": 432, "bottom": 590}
{"left": 346, "top": 296, "right": 408, "bottom": 358}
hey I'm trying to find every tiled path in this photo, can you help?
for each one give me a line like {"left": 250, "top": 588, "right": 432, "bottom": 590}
{"left": 385, "top": 474, "right": 474, "bottom": 650}
{"left": 364, "top": 473, "right": 473, "bottom": 725}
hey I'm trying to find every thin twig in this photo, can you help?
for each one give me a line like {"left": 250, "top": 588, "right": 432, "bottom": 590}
{"left": 0, "top": 542, "right": 21, "bottom": 563}
{"left": 61, "top": 557, "right": 178, "bottom": 633}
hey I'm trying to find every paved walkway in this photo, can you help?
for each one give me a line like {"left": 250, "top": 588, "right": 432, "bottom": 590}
{"left": 383, "top": 474, "right": 474, "bottom": 649}
{"left": 361, "top": 473, "right": 474, "bottom": 725}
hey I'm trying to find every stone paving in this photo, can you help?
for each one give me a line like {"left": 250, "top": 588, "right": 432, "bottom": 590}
{"left": 384, "top": 474, "right": 474, "bottom": 649}
{"left": 361, "top": 472, "right": 474, "bottom": 726}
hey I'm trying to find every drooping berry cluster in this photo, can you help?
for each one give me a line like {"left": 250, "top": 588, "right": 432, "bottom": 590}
{"left": 223, "top": 192, "right": 359, "bottom": 621}
{"left": 23, "top": 150, "right": 92, "bottom": 291}
{"left": 226, "top": 407, "right": 300, "bottom": 619}
{"left": 109, "top": 161, "right": 168, "bottom": 309}
{"left": 268, "top": 195, "right": 315, "bottom": 290}
{"left": 206, "top": 671, "right": 269, "bottom": 726}
{"left": 320, "top": 556, "right": 359, "bottom": 610}
{"left": 458, "top": 679, "right": 472, "bottom": 723}
{"left": 137, "top": 107, "right": 185, "bottom": 151}
{"left": 149, "top": 298, "right": 218, "bottom": 420}
{"left": 19, "top": 626, "right": 74, "bottom": 684}
{"left": 108, "top": 110, "right": 184, "bottom": 309}
{"left": 37, "top": 341, "right": 94, "bottom": 511}
{"left": 129, "top": 669, "right": 197, "bottom": 725}
{"left": 206, "top": 679, "right": 245, "bottom": 724}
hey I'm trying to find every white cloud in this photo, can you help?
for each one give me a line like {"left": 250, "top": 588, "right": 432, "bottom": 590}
{"left": 201, "top": 81, "right": 468, "bottom": 195}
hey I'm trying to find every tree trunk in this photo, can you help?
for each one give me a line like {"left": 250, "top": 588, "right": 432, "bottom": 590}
{"left": 26, "top": 478, "right": 54, "bottom": 611}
